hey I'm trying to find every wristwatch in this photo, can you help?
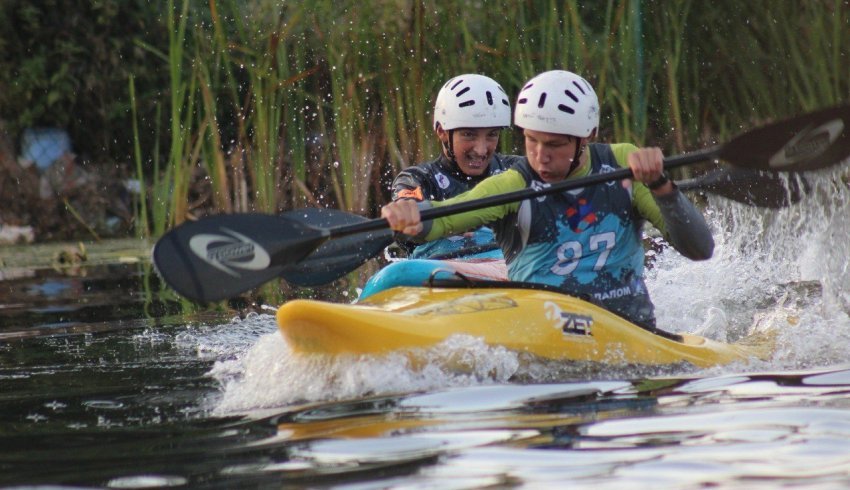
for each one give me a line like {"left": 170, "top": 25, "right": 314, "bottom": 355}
{"left": 647, "top": 172, "right": 669, "bottom": 190}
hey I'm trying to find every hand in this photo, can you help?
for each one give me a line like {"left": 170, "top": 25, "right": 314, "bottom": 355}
{"left": 381, "top": 199, "right": 423, "bottom": 236}
{"left": 626, "top": 147, "right": 672, "bottom": 194}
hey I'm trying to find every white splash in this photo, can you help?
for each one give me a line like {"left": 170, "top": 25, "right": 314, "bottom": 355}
{"left": 650, "top": 167, "right": 850, "bottom": 371}
{"left": 211, "top": 328, "right": 522, "bottom": 414}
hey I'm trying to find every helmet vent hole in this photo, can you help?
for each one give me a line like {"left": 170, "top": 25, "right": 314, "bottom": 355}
{"left": 572, "top": 80, "right": 586, "bottom": 95}
{"left": 557, "top": 104, "right": 575, "bottom": 114}
{"left": 434, "top": 74, "right": 511, "bottom": 129}
{"left": 537, "top": 93, "right": 547, "bottom": 108}
{"left": 517, "top": 98, "right": 528, "bottom": 105}
{"left": 564, "top": 90, "right": 579, "bottom": 103}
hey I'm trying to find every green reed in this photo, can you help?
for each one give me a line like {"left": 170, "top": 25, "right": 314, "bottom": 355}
{"left": 202, "top": 1, "right": 320, "bottom": 213}
{"left": 739, "top": 1, "right": 846, "bottom": 112}
{"left": 647, "top": 0, "right": 694, "bottom": 153}
{"left": 279, "top": 38, "right": 311, "bottom": 209}
{"left": 664, "top": 1, "right": 847, "bottom": 139}
{"left": 128, "top": 75, "right": 149, "bottom": 239}
{"left": 193, "top": 2, "right": 235, "bottom": 215}
{"left": 375, "top": 2, "right": 432, "bottom": 174}
{"left": 580, "top": 0, "right": 649, "bottom": 145}
{"left": 197, "top": 61, "right": 232, "bottom": 214}
{"left": 246, "top": 48, "right": 285, "bottom": 214}
{"left": 162, "top": 0, "right": 195, "bottom": 232}
{"left": 129, "top": 0, "right": 195, "bottom": 236}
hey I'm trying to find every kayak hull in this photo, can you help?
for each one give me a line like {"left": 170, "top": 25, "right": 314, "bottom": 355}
{"left": 277, "top": 286, "right": 772, "bottom": 367}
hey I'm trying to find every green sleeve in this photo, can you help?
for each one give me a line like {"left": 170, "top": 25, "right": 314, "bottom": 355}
{"left": 610, "top": 143, "right": 713, "bottom": 260}
{"left": 609, "top": 143, "right": 668, "bottom": 236}
{"left": 424, "top": 169, "right": 526, "bottom": 241}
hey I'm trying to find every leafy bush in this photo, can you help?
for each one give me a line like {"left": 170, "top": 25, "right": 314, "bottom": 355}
{"left": 0, "top": 0, "right": 168, "bottom": 162}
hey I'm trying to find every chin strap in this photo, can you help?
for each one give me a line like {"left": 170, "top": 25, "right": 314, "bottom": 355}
{"left": 441, "top": 129, "right": 457, "bottom": 164}
{"left": 567, "top": 137, "right": 585, "bottom": 177}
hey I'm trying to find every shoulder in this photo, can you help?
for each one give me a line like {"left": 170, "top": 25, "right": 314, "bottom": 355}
{"left": 506, "top": 156, "right": 542, "bottom": 183}
{"left": 492, "top": 153, "right": 526, "bottom": 170}
{"left": 392, "top": 167, "right": 426, "bottom": 188}
{"left": 392, "top": 157, "right": 441, "bottom": 186}
{"left": 392, "top": 162, "right": 433, "bottom": 201}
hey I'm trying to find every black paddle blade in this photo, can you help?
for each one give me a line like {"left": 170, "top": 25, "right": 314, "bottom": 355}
{"left": 720, "top": 104, "right": 850, "bottom": 172}
{"left": 152, "top": 213, "right": 327, "bottom": 302}
{"left": 279, "top": 208, "right": 394, "bottom": 287}
{"left": 679, "top": 167, "right": 808, "bottom": 208}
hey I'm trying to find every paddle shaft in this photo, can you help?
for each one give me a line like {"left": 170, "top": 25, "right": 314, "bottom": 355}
{"left": 326, "top": 146, "right": 720, "bottom": 239}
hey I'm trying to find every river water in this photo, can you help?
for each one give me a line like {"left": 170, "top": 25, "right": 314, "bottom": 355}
{"left": 2, "top": 170, "right": 850, "bottom": 488}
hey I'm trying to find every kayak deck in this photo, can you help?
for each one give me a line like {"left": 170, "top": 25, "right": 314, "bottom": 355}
{"left": 358, "top": 257, "right": 507, "bottom": 300}
{"left": 277, "top": 284, "right": 773, "bottom": 368}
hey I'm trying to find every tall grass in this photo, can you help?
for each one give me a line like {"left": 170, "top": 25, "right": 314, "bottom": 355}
{"left": 648, "top": 0, "right": 694, "bottom": 153}
{"left": 131, "top": 0, "right": 196, "bottom": 237}
{"left": 161, "top": 0, "right": 195, "bottom": 232}
{"left": 128, "top": 75, "right": 148, "bottom": 239}
{"left": 131, "top": 0, "right": 850, "bottom": 236}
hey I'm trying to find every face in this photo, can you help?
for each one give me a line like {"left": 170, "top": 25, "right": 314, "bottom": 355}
{"left": 438, "top": 127, "right": 501, "bottom": 176}
{"left": 523, "top": 128, "right": 584, "bottom": 183}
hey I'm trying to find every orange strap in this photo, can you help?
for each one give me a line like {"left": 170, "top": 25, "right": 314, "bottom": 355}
{"left": 396, "top": 187, "right": 424, "bottom": 201}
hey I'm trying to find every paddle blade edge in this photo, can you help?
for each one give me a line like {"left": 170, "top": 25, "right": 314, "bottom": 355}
{"left": 152, "top": 213, "right": 326, "bottom": 302}
{"left": 720, "top": 104, "right": 850, "bottom": 172}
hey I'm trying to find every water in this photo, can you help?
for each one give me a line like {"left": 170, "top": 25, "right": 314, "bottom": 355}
{"left": 2, "top": 171, "right": 850, "bottom": 488}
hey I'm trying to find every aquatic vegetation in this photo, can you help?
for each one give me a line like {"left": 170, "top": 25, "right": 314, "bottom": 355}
{"left": 19, "top": 0, "right": 842, "bottom": 236}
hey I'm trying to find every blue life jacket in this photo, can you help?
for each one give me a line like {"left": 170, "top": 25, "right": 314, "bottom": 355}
{"left": 494, "top": 144, "right": 655, "bottom": 326}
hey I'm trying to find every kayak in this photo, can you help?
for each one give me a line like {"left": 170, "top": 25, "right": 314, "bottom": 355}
{"left": 276, "top": 281, "right": 773, "bottom": 368}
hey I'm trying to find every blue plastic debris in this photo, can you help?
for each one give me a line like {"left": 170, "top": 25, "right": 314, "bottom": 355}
{"left": 20, "top": 128, "right": 72, "bottom": 170}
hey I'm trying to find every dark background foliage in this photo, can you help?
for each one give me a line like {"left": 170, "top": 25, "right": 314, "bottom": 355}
{"left": 0, "top": 0, "right": 167, "bottom": 163}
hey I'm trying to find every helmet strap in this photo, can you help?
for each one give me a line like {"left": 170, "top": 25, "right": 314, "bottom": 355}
{"left": 567, "top": 137, "right": 585, "bottom": 176}
{"left": 441, "top": 129, "right": 458, "bottom": 164}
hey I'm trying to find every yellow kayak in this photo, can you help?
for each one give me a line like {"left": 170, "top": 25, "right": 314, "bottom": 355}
{"left": 276, "top": 285, "right": 773, "bottom": 368}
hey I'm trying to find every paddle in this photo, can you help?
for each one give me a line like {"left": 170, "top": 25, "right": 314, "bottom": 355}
{"left": 277, "top": 208, "right": 393, "bottom": 287}
{"left": 152, "top": 210, "right": 393, "bottom": 300}
{"left": 153, "top": 105, "right": 850, "bottom": 302}
{"left": 678, "top": 166, "right": 809, "bottom": 208}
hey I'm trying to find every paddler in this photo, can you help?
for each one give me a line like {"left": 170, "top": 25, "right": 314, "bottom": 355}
{"left": 380, "top": 70, "right": 714, "bottom": 328}
{"left": 390, "top": 73, "right": 523, "bottom": 259}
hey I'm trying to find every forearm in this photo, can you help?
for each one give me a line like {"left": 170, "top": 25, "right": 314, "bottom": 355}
{"left": 654, "top": 188, "right": 715, "bottom": 260}
{"left": 421, "top": 202, "right": 506, "bottom": 241}
{"left": 417, "top": 170, "right": 525, "bottom": 241}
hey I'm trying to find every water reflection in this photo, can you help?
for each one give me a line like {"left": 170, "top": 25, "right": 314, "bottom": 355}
{"left": 4, "top": 265, "right": 850, "bottom": 487}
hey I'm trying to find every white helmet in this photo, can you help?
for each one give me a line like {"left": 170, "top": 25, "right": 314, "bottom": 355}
{"left": 433, "top": 74, "right": 511, "bottom": 131}
{"left": 514, "top": 70, "right": 599, "bottom": 137}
